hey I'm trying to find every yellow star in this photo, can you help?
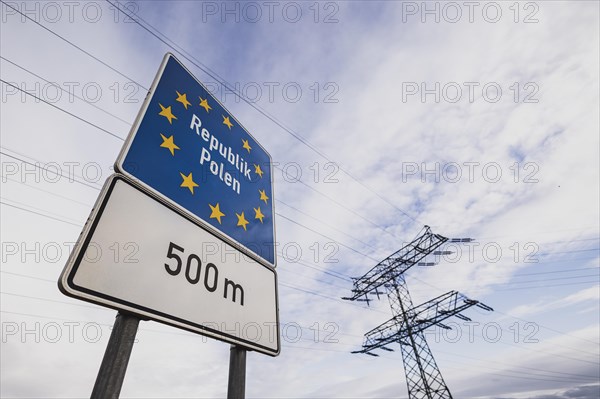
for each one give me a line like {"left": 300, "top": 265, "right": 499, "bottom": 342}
{"left": 242, "top": 139, "right": 252, "bottom": 153}
{"left": 209, "top": 203, "right": 225, "bottom": 224}
{"left": 254, "top": 164, "right": 264, "bottom": 178}
{"left": 175, "top": 91, "right": 191, "bottom": 109}
{"left": 180, "top": 172, "right": 198, "bottom": 194}
{"left": 254, "top": 206, "right": 265, "bottom": 223}
{"left": 158, "top": 103, "right": 177, "bottom": 124}
{"left": 223, "top": 115, "right": 234, "bottom": 130}
{"left": 236, "top": 211, "right": 249, "bottom": 231}
{"left": 259, "top": 189, "right": 269, "bottom": 204}
{"left": 159, "top": 133, "right": 180, "bottom": 156}
{"left": 199, "top": 97, "right": 212, "bottom": 113}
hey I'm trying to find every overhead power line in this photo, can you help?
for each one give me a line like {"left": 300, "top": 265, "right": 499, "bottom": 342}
{"left": 274, "top": 164, "right": 400, "bottom": 239}
{"left": 0, "top": 149, "right": 103, "bottom": 190}
{"left": 276, "top": 199, "right": 377, "bottom": 250}
{"left": 276, "top": 212, "right": 380, "bottom": 262}
{"left": 1, "top": 174, "right": 90, "bottom": 207}
{"left": 0, "top": 1, "right": 147, "bottom": 90}
{"left": 0, "top": 80, "right": 124, "bottom": 141}
{"left": 0, "top": 55, "right": 132, "bottom": 126}
{"left": 0, "top": 200, "right": 82, "bottom": 227}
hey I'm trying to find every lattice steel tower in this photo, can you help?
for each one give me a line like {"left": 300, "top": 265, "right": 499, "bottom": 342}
{"left": 343, "top": 226, "right": 493, "bottom": 399}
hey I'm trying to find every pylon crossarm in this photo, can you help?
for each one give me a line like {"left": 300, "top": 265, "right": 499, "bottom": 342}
{"left": 407, "top": 291, "right": 464, "bottom": 321}
{"left": 355, "top": 333, "right": 401, "bottom": 354}
{"left": 356, "top": 291, "right": 493, "bottom": 355}
{"left": 359, "top": 318, "right": 405, "bottom": 352}
{"left": 343, "top": 226, "right": 448, "bottom": 300}
{"left": 397, "top": 292, "right": 486, "bottom": 335}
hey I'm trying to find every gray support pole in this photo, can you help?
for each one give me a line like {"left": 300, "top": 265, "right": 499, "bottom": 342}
{"left": 227, "top": 345, "right": 247, "bottom": 399}
{"left": 91, "top": 312, "right": 140, "bottom": 399}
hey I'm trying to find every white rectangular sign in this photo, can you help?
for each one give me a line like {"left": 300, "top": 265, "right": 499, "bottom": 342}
{"left": 58, "top": 175, "right": 280, "bottom": 356}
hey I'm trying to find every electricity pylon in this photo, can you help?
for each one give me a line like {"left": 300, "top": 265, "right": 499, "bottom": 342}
{"left": 343, "top": 226, "right": 493, "bottom": 399}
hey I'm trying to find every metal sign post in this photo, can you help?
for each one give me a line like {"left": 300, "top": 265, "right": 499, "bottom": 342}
{"left": 227, "top": 345, "right": 247, "bottom": 399}
{"left": 91, "top": 312, "right": 140, "bottom": 399}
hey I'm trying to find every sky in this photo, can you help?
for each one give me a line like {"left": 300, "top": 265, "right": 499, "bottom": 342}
{"left": 1, "top": 0, "right": 599, "bottom": 398}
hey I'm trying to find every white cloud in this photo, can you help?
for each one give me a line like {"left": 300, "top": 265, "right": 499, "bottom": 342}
{"left": 508, "top": 284, "right": 600, "bottom": 318}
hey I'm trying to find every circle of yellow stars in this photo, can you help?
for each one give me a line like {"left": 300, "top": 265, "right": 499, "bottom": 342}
{"left": 156, "top": 89, "right": 270, "bottom": 232}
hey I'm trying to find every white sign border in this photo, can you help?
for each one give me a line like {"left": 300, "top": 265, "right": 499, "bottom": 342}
{"left": 58, "top": 174, "right": 280, "bottom": 356}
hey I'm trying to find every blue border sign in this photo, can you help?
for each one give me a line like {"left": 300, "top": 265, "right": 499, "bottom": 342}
{"left": 116, "top": 54, "right": 276, "bottom": 267}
